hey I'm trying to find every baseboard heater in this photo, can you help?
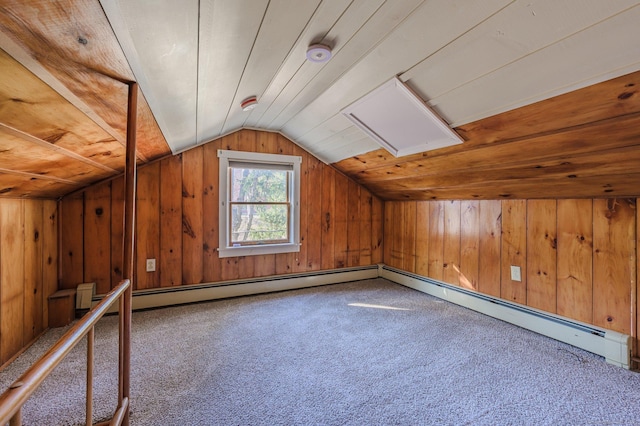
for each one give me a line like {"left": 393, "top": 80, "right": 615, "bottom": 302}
{"left": 379, "top": 265, "right": 632, "bottom": 369}
{"left": 98, "top": 265, "right": 379, "bottom": 314}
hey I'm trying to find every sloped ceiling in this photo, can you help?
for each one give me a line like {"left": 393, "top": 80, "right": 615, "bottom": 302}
{"left": 0, "top": 0, "right": 639, "bottom": 200}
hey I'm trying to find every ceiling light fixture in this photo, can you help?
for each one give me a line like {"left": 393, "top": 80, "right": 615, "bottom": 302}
{"left": 306, "top": 44, "right": 332, "bottom": 63}
{"left": 240, "top": 96, "right": 258, "bottom": 111}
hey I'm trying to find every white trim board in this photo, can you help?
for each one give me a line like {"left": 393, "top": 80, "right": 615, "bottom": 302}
{"left": 379, "top": 265, "right": 631, "bottom": 369}
{"left": 98, "top": 266, "right": 378, "bottom": 314}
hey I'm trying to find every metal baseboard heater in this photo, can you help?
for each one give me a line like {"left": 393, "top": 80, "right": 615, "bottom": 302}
{"left": 379, "top": 265, "right": 631, "bottom": 369}
{"left": 99, "top": 265, "right": 379, "bottom": 313}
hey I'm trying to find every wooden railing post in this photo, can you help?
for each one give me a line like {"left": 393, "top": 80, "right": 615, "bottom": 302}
{"left": 86, "top": 327, "right": 94, "bottom": 425}
{"left": 119, "top": 81, "right": 137, "bottom": 426}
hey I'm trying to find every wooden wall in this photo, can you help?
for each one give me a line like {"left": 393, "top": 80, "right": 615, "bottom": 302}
{"left": 60, "top": 130, "right": 383, "bottom": 293}
{"left": 0, "top": 198, "right": 58, "bottom": 367}
{"left": 385, "top": 199, "right": 638, "bottom": 361}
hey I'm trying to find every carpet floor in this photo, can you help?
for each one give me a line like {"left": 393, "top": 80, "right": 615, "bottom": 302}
{"left": 1, "top": 278, "right": 639, "bottom": 425}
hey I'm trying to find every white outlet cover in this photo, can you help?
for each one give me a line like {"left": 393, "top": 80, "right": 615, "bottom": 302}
{"left": 146, "top": 258, "right": 156, "bottom": 272}
{"left": 510, "top": 265, "right": 521, "bottom": 282}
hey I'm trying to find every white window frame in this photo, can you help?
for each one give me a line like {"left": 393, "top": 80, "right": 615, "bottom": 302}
{"left": 218, "top": 149, "right": 301, "bottom": 258}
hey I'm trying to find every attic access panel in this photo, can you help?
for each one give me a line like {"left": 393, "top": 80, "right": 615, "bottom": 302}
{"left": 341, "top": 77, "right": 463, "bottom": 157}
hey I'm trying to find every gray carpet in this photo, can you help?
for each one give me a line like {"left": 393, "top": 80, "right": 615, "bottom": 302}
{"left": 1, "top": 278, "right": 639, "bottom": 425}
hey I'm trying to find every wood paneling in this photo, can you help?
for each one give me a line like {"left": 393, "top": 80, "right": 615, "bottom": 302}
{"left": 526, "top": 200, "right": 557, "bottom": 313}
{"left": 334, "top": 71, "right": 640, "bottom": 201}
{"left": 23, "top": 199, "right": 43, "bottom": 342}
{"left": 501, "top": 200, "right": 527, "bottom": 304}
{"left": 60, "top": 130, "right": 382, "bottom": 292}
{"left": 557, "top": 199, "right": 593, "bottom": 323}
{"left": 160, "top": 155, "right": 184, "bottom": 286}
{"left": 321, "top": 167, "right": 335, "bottom": 270}
{"left": 1, "top": 200, "right": 24, "bottom": 363}
{"left": 136, "top": 163, "right": 160, "bottom": 289}
{"left": 478, "top": 200, "right": 501, "bottom": 297}
{"left": 60, "top": 195, "right": 83, "bottom": 289}
{"left": 110, "top": 177, "right": 124, "bottom": 288}
{"left": 384, "top": 197, "right": 638, "bottom": 346}
{"left": 415, "top": 202, "right": 430, "bottom": 276}
{"left": 0, "top": 199, "right": 57, "bottom": 366}
{"left": 306, "top": 153, "right": 323, "bottom": 271}
{"left": 402, "top": 202, "right": 416, "bottom": 273}
{"left": 443, "top": 200, "right": 461, "bottom": 285}
{"left": 84, "top": 182, "right": 111, "bottom": 294}
{"left": 592, "top": 199, "right": 635, "bottom": 334}
{"left": 428, "top": 201, "right": 444, "bottom": 280}
{"left": 460, "top": 200, "right": 479, "bottom": 290}
{"left": 334, "top": 173, "right": 349, "bottom": 269}
{"left": 181, "top": 148, "right": 204, "bottom": 284}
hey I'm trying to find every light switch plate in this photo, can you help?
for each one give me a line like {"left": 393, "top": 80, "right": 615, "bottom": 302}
{"left": 146, "top": 258, "right": 156, "bottom": 272}
{"left": 510, "top": 265, "right": 521, "bottom": 282}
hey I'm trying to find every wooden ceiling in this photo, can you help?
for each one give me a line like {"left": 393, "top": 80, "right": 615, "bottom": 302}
{"left": 334, "top": 71, "right": 640, "bottom": 200}
{"left": 0, "top": 0, "right": 639, "bottom": 201}
{"left": 0, "top": 0, "right": 169, "bottom": 198}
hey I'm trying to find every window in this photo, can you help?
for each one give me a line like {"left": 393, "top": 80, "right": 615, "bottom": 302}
{"left": 218, "top": 149, "right": 301, "bottom": 258}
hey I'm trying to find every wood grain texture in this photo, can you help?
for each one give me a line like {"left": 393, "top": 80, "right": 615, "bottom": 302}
{"left": 306, "top": 153, "right": 323, "bottom": 271}
{"left": 42, "top": 200, "right": 58, "bottom": 328}
{"left": 415, "top": 202, "right": 430, "bottom": 276}
{"left": 58, "top": 130, "right": 384, "bottom": 291}
{"left": 136, "top": 162, "right": 160, "bottom": 289}
{"left": 23, "top": 199, "right": 43, "bottom": 342}
{"left": 460, "top": 200, "right": 479, "bottom": 290}
{"left": 333, "top": 71, "right": 640, "bottom": 201}
{"left": 478, "top": 200, "right": 502, "bottom": 297}
{"left": 443, "top": 200, "right": 461, "bottom": 285}
{"left": 383, "top": 201, "right": 393, "bottom": 266}
{"left": 390, "top": 202, "right": 404, "bottom": 269}
{"left": 321, "top": 167, "right": 336, "bottom": 270}
{"left": 347, "top": 180, "right": 361, "bottom": 267}
{"left": 402, "top": 201, "right": 416, "bottom": 273}
{"left": 109, "top": 177, "right": 124, "bottom": 289}
{"left": 84, "top": 182, "right": 111, "bottom": 294}
{"left": 592, "top": 198, "right": 635, "bottom": 334}
{"left": 501, "top": 200, "right": 527, "bottom": 304}
{"left": 182, "top": 147, "right": 204, "bottom": 284}
{"left": 0, "top": 199, "right": 24, "bottom": 364}
{"left": 371, "top": 195, "right": 384, "bottom": 264}
{"left": 60, "top": 195, "right": 83, "bottom": 289}
{"left": 334, "top": 172, "right": 349, "bottom": 269}
{"left": 526, "top": 200, "right": 557, "bottom": 313}
{"left": 360, "top": 188, "right": 373, "bottom": 266}
{"left": 428, "top": 201, "right": 445, "bottom": 280}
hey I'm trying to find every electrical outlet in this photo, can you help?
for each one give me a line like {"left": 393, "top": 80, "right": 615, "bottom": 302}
{"left": 146, "top": 258, "right": 156, "bottom": 272}
{"left": 510, "top": 265, "right": 521, "bottom": 282}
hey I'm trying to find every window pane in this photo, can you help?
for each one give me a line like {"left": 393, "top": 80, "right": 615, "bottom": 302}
{"left": 230, "top": 204, "right": 289, "bottom": 244}
{"left": 230, "top": 168, "right": 288, "bottom": 203}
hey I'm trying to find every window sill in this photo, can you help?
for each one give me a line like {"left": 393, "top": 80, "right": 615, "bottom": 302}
{"left": 218, "top": 243, "right": 300, "bottom": 258}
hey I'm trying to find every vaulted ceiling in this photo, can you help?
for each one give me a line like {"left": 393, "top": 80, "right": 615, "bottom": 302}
{"left": 1, "top": 0, "right": 639, "bottom": 200}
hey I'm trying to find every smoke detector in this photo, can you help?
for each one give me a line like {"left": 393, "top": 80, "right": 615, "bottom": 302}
{"left": 306, "top": 44, "right": 332, "bottom": 63}
{"left": 240, "top": 96, "right": 258, "bottom": 111}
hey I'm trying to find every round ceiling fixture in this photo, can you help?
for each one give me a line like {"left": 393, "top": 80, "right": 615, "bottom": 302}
{"left": 306, "top": 44, "right": 332, "bottom": 63}
{"left": 240, "top": 96, "right": 258, "bottom": 111}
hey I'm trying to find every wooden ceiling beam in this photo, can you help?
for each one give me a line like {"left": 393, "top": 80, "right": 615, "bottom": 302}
{"left": 0, "top": 123, "right": 118, "bottom": 174}
{"left": 0, "top": 32, "right": 133, "bottom": 153}
{"left": 0, "top": 168, "right": 77, "bottom": 185}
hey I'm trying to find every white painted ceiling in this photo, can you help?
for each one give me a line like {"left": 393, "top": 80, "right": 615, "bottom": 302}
{"left": 100, "top": 0, "right": 640, "bottom": 164}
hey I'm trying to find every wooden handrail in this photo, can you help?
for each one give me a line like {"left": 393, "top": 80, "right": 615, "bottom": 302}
{"left": 0, "top": 279, "right": 130, "bottom": 425}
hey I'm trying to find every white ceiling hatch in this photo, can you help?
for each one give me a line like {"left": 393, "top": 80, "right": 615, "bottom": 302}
{"left": 341, "top": 77, "right": 463, "bottom": 157}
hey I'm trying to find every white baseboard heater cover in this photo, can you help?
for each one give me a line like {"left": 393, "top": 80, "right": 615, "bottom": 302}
{"left": 379, "top": 265, "right": 632, "bottom": 369}
{"left": 99, "top": 265, "right": 378, "bottom": 313}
